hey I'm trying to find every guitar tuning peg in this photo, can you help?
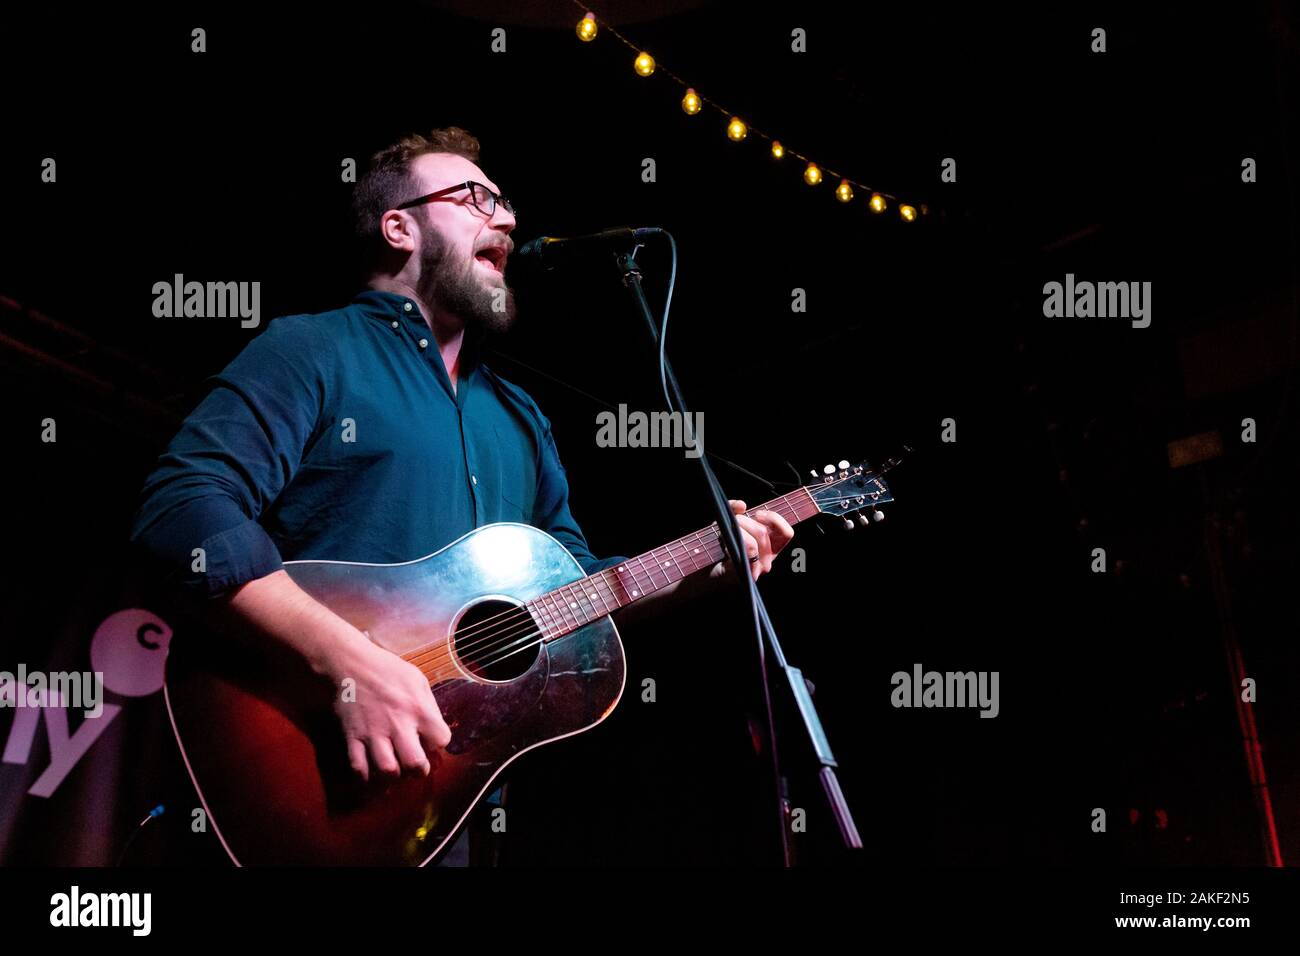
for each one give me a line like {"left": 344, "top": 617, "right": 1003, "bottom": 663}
{"left": 857, "top": 513, "right": 870, "bottom": 527}
{"left": 838, "top": 460, "right": 850, "bottom": 470}
{"left": 872, "top": 508, "right": 885, "bottom": 522}
{"left": 823, "top": 464, "right": 836, "bottom": 475}
{"left": 842, "top": 517, "right": 855, "bottom": 530}
{"left": 809, "top": 469, "right": 819, "bottom": 479}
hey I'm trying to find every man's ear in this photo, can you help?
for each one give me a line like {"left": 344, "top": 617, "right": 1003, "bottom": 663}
{"left": 378, "top": 208, "right": 417, "bottom": 253}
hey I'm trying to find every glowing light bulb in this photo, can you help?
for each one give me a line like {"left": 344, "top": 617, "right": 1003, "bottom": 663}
{"left": 804, "top": 163, "right": 822, "bottom": 185}
{"left": 634, "top": 52, "right": 655, "bottom": 76}
{"left": 771, "top": 141, "right": 784, "bottom": 159}
{"left": 727, "top": 117, "right": 747, "bottom": 141}
{"left": 900, "top": 204, "right": 917, "bottom": 222}
{"left": 682, "top": 88, "right": 701, "bottom": 115}
{"left": 869, "top": 192, "right": 886, "bottom": 213}
{"left": 576, "top": 13, "right": 597, "bottom": 42}
{"left": 836, "top": 179, "right": 853, "bottom": 202}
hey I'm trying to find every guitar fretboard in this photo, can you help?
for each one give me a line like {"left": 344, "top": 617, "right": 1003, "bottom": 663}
{"left": 526, "top": 487, "right": 820, "bottom": 640}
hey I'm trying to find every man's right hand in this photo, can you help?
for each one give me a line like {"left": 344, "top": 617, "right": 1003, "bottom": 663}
{"left": 218, "top": 569, "right": 453, "bottom": 783}
{"left": 321, "top": 634, "right": 453, "bottom": 782}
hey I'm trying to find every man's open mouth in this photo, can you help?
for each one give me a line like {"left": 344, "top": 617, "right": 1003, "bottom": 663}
{"left": 475, "top": 247, "right": 507, "bottom": 274}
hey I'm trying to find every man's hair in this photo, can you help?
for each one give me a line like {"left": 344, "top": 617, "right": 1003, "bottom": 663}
{"left": 351, "top": 126, "right": 482, "bottom": 259}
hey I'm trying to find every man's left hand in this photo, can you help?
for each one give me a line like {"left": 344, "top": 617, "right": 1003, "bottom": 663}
{"left": 713, "top": 499, "right": 796, "bottom": 582}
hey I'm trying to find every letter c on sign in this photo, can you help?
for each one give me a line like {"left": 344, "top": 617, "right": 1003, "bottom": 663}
{"left": 90, "top": 609, "right": 173, "bottom": 697}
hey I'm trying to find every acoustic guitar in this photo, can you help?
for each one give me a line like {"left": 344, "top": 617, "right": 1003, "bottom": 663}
{"left": 164, "top": 460, "right": 894, "bottom": 864}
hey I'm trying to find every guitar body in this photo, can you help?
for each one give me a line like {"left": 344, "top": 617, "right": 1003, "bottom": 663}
{"left": 164, "top": 523, "right": 626, "bottom": 866}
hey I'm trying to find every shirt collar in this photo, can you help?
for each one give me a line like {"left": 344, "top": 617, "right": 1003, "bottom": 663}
{"left": 351, "top": 288, "right": 484, "bottom": 375}
{"left": 351, "top": 288, "right": 422, "bottom": 328}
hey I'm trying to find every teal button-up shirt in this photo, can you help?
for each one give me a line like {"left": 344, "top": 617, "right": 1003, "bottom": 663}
{"left": 130, "top": 289, "right": 626, "bottom": 597}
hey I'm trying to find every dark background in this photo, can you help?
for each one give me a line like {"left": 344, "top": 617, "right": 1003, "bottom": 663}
{"left": 1, "top": 0, "right": 1297, "bottom": 866}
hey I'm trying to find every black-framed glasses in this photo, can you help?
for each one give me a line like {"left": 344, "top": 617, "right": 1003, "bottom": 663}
{"left": 395, "top": 180, "right": 516, "bottom": 220}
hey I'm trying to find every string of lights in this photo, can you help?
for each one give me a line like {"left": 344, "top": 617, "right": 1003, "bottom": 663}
{"left": 568, "top": 2, "right": 930, "bottom": 223}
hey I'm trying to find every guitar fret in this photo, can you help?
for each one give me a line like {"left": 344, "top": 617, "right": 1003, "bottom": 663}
{"left": 650, "top": 551, "right": 667, "bottom": 587}
{"left": 681, "top": 533, "right": 708, "bottom": 573}
{"left": 631, "top": 555, "right": 652, "bottom": 599}
{"left": 598, "top": 580, "right": 618, "bottom": 616}
{"left": 624, "top": 556, "right": 642, "bottom": 598}
{"left": 555, "top": 585, "right": 572, "bottom": 630}
{"left": 582, "top": 585, "right": 600, "bottom": 620}
{"left": 610, "top": 564, "right": 634, "bottom": 607}
{"left": 572, "top": 583, "right": 595, "bottom": 625}
{"left": 659, "top": 545, "right": 683, "bottom": 582}
{"left": 682, "top": 537, "right": 712, "bottom": 572}
{"left": 641, "top": 550, "right": 658, "bottom": 585}
{"left": 536, "top": 485, "right": 837, "bottom": 640}
{"left": 569, "top": 583, "right": 593, "bottom": 625}
{"left": 550, "top": 592, "right": 572, "bottom": 633}
{"left": 652, "top": 549, "right": 673, "bottom": 584}
{"left": 585, "top": 576, "right": 607, "bottom": 616}
{"left": 668, "top": 541, "right": 691, "bottom": 577}
{"left": 528, "top": 598, "right": 551, "bottom": 639}
{"left": 689, "top": 533, "right": 712, "bottom": 571}
{"left": 667, "top": 540, "right": 689, "bottom": 575}
{"left": 537, "top": 594, "right": 553, "bottom": 635}
{"left": 584, "top": 583, "right": 603, "bottom": 619}
{"left": 558, "top": 584, "right": 581, "bottom": 630}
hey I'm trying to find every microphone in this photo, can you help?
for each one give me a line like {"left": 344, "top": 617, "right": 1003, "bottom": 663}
{"left": 515, "top": 227, "right": 659, "bottom": 268}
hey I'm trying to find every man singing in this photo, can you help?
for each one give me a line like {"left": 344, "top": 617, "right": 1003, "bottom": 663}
{"left": 129, "top": 127, "right": 793, "bottom": 865}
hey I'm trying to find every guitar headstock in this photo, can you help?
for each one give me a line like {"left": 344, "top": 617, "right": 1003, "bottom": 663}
{"left": 805, "top": 459, "right": 895, "bottom": 529}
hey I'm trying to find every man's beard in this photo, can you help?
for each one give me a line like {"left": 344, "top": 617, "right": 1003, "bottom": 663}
{"left": 417, "top": 225, "right": 517, "bottom": 335}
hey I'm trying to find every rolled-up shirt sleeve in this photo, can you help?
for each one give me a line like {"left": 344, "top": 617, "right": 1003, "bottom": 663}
{"left": 532, "top": 416, "right": 628, "bottom": 576}
{"left": 129, "top": 317, "right": 323, "bottom": 599}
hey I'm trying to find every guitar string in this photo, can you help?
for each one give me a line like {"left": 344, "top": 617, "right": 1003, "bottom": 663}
{"left": 403, "top": 479, "right": 865, "bottom": 662}
{"left": 420, "top": 489, "right": 807, "bottom": 653}
{"left": 405, "top": 495, "right": 828, "bottom": 677}
{"left": 405, "top": 489, "right": 806, "bottom": 660}
{"left": 403, "top": 523, "right": 723, "bottom": 672}
{"left": 415, "top": 530, "right": 731, "bottom": 677}
{"left": 412, "top": 524, "right": 752, "bottom": 677}
{"left": 407, "top": 495, "right": 813, "bottom": 673}
{"left": 410, "top": 485, "right": 880, "bottom": 678}
{"left": 415, "top": 518, "right": 742, "bottom": 668}
{"left": 406, "top": 487, "right": 879, "bottom": 677}
{"left": 441, "top": 514, "right": 755, "bottom": 647}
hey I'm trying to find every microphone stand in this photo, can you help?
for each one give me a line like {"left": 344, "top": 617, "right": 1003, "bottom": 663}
{"left": 611, "top": 245, "right": 863, "bottom": 865}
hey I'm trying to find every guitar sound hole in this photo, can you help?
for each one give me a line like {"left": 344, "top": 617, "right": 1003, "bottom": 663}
{"left": 452, "top": 599, "right": 541, "bottom": 682}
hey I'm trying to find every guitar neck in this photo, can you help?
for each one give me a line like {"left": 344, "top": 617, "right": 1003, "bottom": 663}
{"left": 526, "top": 487, "right": 821, "bottom": 640}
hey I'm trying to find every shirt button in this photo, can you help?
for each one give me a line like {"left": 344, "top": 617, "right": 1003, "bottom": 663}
{"left": 418, "top": 338, "right": 429, "bottom": 349}
{"left": 471, "top": 475, "right": 478, "bottom": 485}
{"left": 391, "top": 321, "right": 399, "bottom": 329}
{"left": 403, "top": 302, "right": 413, "bottom": 312}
